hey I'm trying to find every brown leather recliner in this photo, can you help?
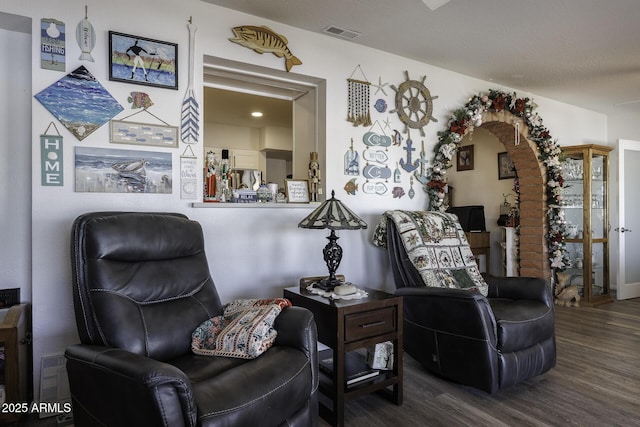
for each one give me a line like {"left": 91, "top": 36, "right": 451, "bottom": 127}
{"left": 385, "top": 214, "right": 556, "bottom": 394}
{"left": 66, "top": 212, "right": 318, "bottom": 426}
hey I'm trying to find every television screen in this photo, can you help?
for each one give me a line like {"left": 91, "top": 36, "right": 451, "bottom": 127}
{"left": 446, "top": 205, "right": 486, "bottom": 232}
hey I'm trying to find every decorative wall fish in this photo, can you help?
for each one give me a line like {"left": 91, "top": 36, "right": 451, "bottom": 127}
{"left": 75, "top": 6, "right": 95, "bottom": 62}
{"left": 128, "top": 92, "right": 154, "bottom": 110}
{"left": 229, "top": 25, "right": 302, "bottom": 72}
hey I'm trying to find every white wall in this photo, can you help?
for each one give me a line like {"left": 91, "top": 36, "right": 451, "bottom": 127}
{"left": 0, "top": 27, "right": 31, "bottom": 303}
{"left": 4, "top": 0, "right": 610, "bottom": 399}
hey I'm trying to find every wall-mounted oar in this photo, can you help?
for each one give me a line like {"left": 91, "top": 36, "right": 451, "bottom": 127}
{"left": 181, "top": 18, "right": 199, "bottom": 144}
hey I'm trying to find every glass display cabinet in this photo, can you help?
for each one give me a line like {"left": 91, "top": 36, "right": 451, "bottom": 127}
{"left": 561, "top": 144, "right": 613, "bottom": 305}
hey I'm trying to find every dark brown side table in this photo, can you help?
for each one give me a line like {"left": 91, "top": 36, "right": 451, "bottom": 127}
{"left": 284, "top": 284, "right": 403, "bottom": 427}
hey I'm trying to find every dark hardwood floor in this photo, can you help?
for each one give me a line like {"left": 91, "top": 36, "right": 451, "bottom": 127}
{"left": 19, "top": 298, "right": 640, "bottom": 427}
{"left": 319, "top": 298, "right": 640, "bottom": 427}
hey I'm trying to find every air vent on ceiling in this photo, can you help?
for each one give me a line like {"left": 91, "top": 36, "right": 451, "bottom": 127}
{"left": 322, "top": 25, "right": 361, "bottom": 40}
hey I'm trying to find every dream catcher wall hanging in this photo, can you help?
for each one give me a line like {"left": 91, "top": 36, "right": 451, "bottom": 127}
{"left": 347, "top": 65, "right": 372, "bottom": 127}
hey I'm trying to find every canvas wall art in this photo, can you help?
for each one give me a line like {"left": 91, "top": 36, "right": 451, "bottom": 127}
{"left": 35, "top": 66, "right": 124, "bottom": 141}
{"left": 75, "top": 146, "right": 172, "bottom": 194}
{"left": 109, "top": 31, "right": 178, "bottom": 90}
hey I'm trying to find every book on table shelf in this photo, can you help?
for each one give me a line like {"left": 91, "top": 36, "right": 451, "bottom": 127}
{"left": 318, "top": 349, "right": 381, "bottom": 387}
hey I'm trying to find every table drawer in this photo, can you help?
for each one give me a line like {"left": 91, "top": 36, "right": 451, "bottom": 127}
{"left": 345, "top": 307, "right": 396, "bottom": 342}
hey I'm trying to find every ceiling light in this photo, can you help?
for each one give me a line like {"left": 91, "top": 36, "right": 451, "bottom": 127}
{"left": 251, "top": 111, "right": 263, "bottom": 117}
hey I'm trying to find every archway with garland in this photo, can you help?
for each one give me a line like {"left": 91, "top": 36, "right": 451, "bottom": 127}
{"left": 425, "top": 89, "right": 567, "bottom": 279}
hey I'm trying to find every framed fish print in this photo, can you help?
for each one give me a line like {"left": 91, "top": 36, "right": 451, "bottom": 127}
{"left": 110, "top": 119, "right": 178, "bottom": 148}
{"left": 109, "top": 31, "right": 178, "bottom": 90}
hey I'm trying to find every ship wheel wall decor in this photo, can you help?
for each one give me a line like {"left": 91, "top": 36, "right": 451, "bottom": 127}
{"left": 390, "top": 71, "right": 438, "bottom": 136}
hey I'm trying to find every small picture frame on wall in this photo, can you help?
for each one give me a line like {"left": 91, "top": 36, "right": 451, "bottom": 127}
{"left": 285, "top": 179, "right": 310, "bottom": 203}
{"left": 498, "top": 151, "right": 516, "bottom": 179}
{"left": 109, "top": 31, "right": 178, "bottom": 90}
{"left": 456, "top": 145, "right": 474, "bottom": 171}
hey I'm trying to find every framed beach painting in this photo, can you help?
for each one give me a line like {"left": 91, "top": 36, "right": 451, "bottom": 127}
{"left": 109, "top": 31, "right": 178, "bottom": 90}
{"left": 75, "top": 146, "right": 172, "bottom": 194}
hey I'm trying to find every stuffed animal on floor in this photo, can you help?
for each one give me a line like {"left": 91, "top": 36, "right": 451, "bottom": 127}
{"left": 554, "top": 272, "right": 580, "bottom": 307}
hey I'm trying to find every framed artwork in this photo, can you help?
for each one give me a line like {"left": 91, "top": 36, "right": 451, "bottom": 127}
{"left": 109, "top": 31, "right": 178, "bottom": 90}
{"left": 285, "top": 179, "right": 310, "bottom": 203}
{"left": 110, "top": 119, "right": 178, "bottom": 148}
{"left": 456, "top": 145, "right": 474, "bottom": 171}
{"left": 498, "top": 151, "right": 516, "bottom": 179}
{"left": 75, "top": 146, "right": 172, "bottom": 194}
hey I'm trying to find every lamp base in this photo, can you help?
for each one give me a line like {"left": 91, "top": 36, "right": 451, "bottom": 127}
{"left": 312, "top": 276, "right": 345, "bottom": 292}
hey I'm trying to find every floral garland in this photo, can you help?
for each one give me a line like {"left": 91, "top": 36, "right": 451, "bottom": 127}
{"left": 426, "top": 89, "right": 568, "bottom": 271}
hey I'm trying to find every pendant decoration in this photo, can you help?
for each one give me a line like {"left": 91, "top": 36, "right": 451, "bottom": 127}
{"left": 347, "top": 65, "right": 372, "bottom": 127}
{"left": 41, "top": 18, "right": 66, "bottom": 71}
{"left": 181, "top": 18, "right": 200, "bottom": 144}
{"left": 362, "top": 181, "right": 388, "bottom": 196}
{"left": 180, "top": 145, "right": 197, "bottom": 200}
{"left": 408, "top": 176, "right": 416, "bottom": 199}
{"left": 344, "top": 178, "right": 359, "bottom": 195}
{"left": 363, "top": 149, "right": 389, "bottom": 164}
{"left": 390, "top": 70, "right": 438, "bottom": 136}
{"left": 399, "top": 137, "right": 419, "bottom": 172}
{"left": 40, "top": 122, "right": 64, "bottom": 186}
{"left": 363, "top": 164, "right": 391, "bottom": 181}
{"left": 393, "top": 162, "right": 401, "bottom": 183}
{"left": 76, "top": 6, "right": 96, "bottom": 62}
{"left": 414, "top": 140, "right": 430, "bottom": 185}
{"left": 344, "top": 138, "right": 360, "bottom": 176}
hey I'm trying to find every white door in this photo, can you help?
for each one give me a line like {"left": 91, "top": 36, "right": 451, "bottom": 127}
{"left": 616, "top": 140, "right": 640, "bottom": 299}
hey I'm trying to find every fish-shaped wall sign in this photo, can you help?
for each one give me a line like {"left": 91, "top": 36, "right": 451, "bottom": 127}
{"left": 75, "top": 6, "right": 95, "bottom": 62}
{"left": 128, "top": 92, "right": 154, "bottom": 110}
{"left": 229, "top": 25, "right": 302, "bottom": 72}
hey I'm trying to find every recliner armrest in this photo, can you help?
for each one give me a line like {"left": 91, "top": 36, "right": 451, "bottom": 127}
{"left": 274, "top": 306, "right": 319, "bottom": 392}
{"left": 65, "top": 344, "right": 196, "bottom": 427}
{"left": 484, "top": 275, "right": 553, "bottom": 307}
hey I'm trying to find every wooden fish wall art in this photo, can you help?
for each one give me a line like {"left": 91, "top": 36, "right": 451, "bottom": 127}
{"left": 229, "top": 25, "right": 302, "bottom": 72}
{"left": 76, "top": 6, "right": 95, "bottom": 62}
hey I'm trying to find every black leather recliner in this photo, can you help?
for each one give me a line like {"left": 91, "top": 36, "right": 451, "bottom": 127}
{"left": 386, "top": 218, "right": 556, "bottom": 394}
{"left": 65, "top": 212, "right": 318, "bottom": 426}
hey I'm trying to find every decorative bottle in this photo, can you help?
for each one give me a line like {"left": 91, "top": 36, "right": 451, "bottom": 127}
{"left": 204, "top": 150, "right": 218, "bottom": 202}
{"left": 217, "top": 149, "right": 230, "bottom": 202}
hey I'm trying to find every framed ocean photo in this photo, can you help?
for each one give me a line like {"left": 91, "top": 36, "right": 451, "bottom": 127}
{"left": 75, "top": 146, "right": 172, "bottom": 194}
{"left": 109, "top": 31, "right": 178, "bottom": 90}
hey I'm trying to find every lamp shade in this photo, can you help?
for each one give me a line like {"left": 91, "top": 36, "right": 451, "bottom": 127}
{"left": 298, "top": 190, "right": 367, "bottom": 230}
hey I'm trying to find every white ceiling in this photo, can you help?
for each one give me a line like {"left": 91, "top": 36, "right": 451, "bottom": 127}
{"left": 202, "top": 0, "right": 640, "bottom": 116}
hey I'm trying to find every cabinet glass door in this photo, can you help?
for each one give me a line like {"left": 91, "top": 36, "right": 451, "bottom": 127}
{"left": 561, "top": 144, "right": 612, "bottom": 304}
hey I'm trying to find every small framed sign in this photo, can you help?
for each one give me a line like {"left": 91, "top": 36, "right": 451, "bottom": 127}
{"left": 285, "top": 179, "right": 310, "bottom": 203}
